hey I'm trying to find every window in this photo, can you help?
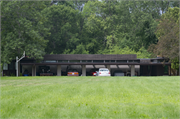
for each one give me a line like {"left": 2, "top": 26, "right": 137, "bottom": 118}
{"left": 9, "top": 62, "right": 15, "bottom": 70}
{"left": 93, "top": 60, "right": 104, "bottom": 62}
{"left": 164, "top": 65, "right": 168, "bottom": 74}
{"left": 58, "top": 60, "right": 68, "bottom": 62}
{"left": 117, "top": 60, "right": 127, "bottom": 63}
{"left": 69, "top": 60, "right": 80, "bottom": 62}
{"left": 134, "top": 60, "right": 140, "bottom": 63}
{"left": 100, "top": 69, "right": 109, "bottom": 71}
{"left": 44, "top": 60, "right": 57, "bottom": 63}
{"left": 129, "top": 60, "right": 134, "bottom": 62}
{"left": 3, "top": 63, "right": 8, "bottom": 70}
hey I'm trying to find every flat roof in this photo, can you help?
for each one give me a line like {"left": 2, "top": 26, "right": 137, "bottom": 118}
{"left": 21, "top": 62, "right": 171, "bottom": 65}
{"left": 20, "top": 54, "right": 165, "bottom": 61}
{"left": 20, "top": 54, "right": 170, "bottom": 65}
{"left": 43, "top": 54, "right": 137, "bottom": 60}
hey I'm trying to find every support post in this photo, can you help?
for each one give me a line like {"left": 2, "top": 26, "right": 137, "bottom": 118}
{"left": 106, "top": 65, "right": 111, "bottom": 73}
{"left": 16, "top": 51, "right": 25, "bottom": 77}
{"left": 16, "top": 56, "right": 18, "bottom": 77}
{"left": 170, "top": 65, "right": 171, "bottom": 76}
{"left": 18, "top": 61, "right": 20, "bottom": 76}
{"left": 93, "top": 65, "right": 96, "bottom": 69}
{"left": 35, "top": 65, "right": 36, "bottom": 76}
{"left": 82, "top": 65, "right": 86, "bottom": 76}
{"left": 32, "top": 65, "right": 34, "bottom": 76}
{"left": 116, "top": 65, "right": 120, "bottom": 69}
{"left": 128, "top": 65, "right": 131, "bottom": 69}
{"left": 57, "top": 65, "right": 61, "bottom": 76}
{"left": 131, "top": 65, "right": 135, "bottom": 76}
{"left": 32, "top": 65, "right": 36, "bottom": 76}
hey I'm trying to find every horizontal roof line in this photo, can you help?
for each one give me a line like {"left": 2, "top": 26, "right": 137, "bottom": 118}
{"left": 21, "top": 62, "right": 171, "bottom": 65}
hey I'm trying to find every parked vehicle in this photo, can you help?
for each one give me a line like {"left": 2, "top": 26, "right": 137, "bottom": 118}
{"left": 113, "top": 70, "right": 124, "bottom": 76}
{"left": 67, "top": 69, "right": 79, "bottom": 76}
{"left": 96, "top": 68, "right": 111, "bottom": 76}
{"left": 23, "top": 69, "right": 29, "bottom": 76}
{"left": 89, "top": 68, "right": 98, "bottom": 76}
{"left": 126, "top": 71, "right": 138, "bottom": 76}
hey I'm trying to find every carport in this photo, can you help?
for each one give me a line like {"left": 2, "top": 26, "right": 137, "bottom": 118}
{"left": 19, "top": 54, "right": 171, "bottom": 76}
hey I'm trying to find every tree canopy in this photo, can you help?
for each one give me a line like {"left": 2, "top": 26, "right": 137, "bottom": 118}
{"left": 1, "top": 0, "right": 179, "bottom": 68}
{"left": 148, "top": 7, "right": 179, "bottom": 71}
{"left": 1, "top": 1, "right": 49, "bottom": 63}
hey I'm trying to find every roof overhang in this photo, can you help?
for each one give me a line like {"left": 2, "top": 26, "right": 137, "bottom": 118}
{"left": 43, "top": 54, "right": 137, "bottom": 60}
{"left": 21, "top": 62, "right": 171, "bottom": 65}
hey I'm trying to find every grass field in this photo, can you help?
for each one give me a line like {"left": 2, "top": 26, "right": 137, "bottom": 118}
{"left": 0, "top": 76, "right": 180, "bottom": 118}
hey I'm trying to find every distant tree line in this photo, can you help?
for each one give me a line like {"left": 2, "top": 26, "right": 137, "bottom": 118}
{"left": 1, "top": 0, "right": 179, "bottom": 72}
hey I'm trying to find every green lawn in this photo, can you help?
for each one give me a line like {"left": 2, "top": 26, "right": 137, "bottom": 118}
{"left": 0, "top": 76, "right": 180, "bottom": 118}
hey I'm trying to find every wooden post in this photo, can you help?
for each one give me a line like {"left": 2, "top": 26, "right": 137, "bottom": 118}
{"left": 82, "top": 65, "right": 86, "bottom": 76}
{"left": 131, "top": 65, "right": 135, "bottom": 76}
{"left": 57, "top": 65, "right": 61, "bottom": 76}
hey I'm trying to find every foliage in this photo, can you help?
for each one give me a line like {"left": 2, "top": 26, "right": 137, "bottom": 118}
{"left": 71, "top": 43, "right": 89, "bottom": 54}
{"left": 1, "top": 1, "right": 49, "bottom": 64}
{"left": 148, "top": 7, "right": 179, "bottom": 70}
{"left": 10, "top": 73, "right": 15, "bottom": 76}
{"left": 1, "top": 0, "right": 179, "bottom": 64}
{"left": 82, "top": 0, "right": 173, "bottom": 53}
{"left": 100, "top": 45, "right": 152, "bottom": 58}
{"left": 1, "top": 63, "right": 3, "bottom": 71}
{"left": 42, "top": 4, "right": 80, "bottom": 54}
{"left": 171, "top": 58, "right": 179, "bottom": 71}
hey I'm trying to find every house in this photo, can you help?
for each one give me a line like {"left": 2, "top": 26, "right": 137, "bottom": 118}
{"left": 2, "top": 54, "right": 171, "bottom": 76}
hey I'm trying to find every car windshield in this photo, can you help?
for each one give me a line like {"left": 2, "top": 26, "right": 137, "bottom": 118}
{"left": 100, "top": 69, "right": 109, "bottom": 71}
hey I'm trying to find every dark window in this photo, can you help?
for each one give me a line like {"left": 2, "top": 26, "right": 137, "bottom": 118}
{"left": 44, "top": 60, "right": 56, "bottom": 63}
{"left": 58, "top": 60, "right": 68, "bottom": 62}
{"left": 93, "top": 60, "right": 104, "bottom": 62}
{"left": 69, "top": 60, "right": 80, "bottom": 62}
{"left": 117, "top": 60, "right": 126, "bottom": 63}
{"left": 164, "top": 65, "right": 168, "bottom": 74}
{"left": 9, "top": 62, "right": 15, "bottom": 70}
{"left": 3, "top": 63, "right": 8, "bottom": 70}
{"left": 129, "top": 60, "right": 134, "bottom": 62}
{"left": 134, "top": 60, "right": 140, "bottom": 63}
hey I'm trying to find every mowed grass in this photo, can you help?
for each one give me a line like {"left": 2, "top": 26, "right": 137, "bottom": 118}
{"left": 0, "top": 76, "right": 180, "bottom": 118}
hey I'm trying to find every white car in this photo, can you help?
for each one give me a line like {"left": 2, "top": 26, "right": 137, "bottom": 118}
{"left": 96, "top": 68, "right": 111, "bottom": 76}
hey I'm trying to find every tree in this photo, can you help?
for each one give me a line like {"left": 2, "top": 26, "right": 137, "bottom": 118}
{"left": 82, "top": 0, "right": 162, "bottom": 54}
{"left": 1, "top": 1, "right": 49, "bottom": 64}
{"left": 100, "top": 45, "right": 151, "bottom": 59}
{"left": 148, "top": 7, "right": 179, "bottom": 72}
{"left": 82, "top": 0, "right": 107, "bottom": 54}
{"left": 71, "top": 43, "right": 89, "bottom": 54}
{"left": 42, "top": 4, "right": 81, "bottom": 54}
